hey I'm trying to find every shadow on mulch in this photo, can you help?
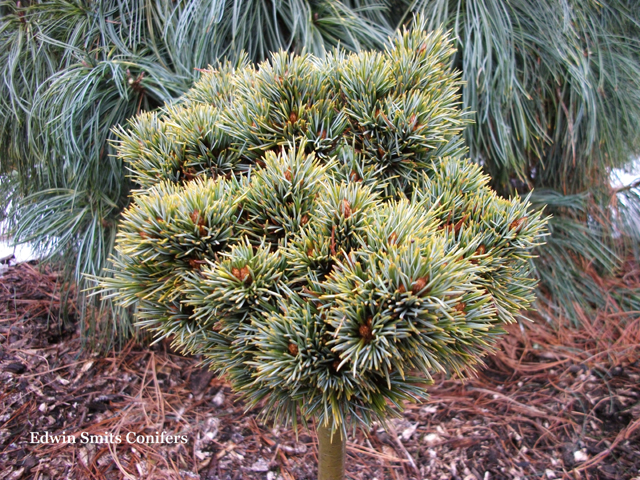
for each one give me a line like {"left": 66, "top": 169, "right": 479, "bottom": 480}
{"left": 0, "top": 262, "right": 639, "bottom": 480}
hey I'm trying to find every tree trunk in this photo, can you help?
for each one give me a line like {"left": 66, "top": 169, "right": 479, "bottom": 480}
{"left": 317, "top": 422, "right": 346, "bottom": 480}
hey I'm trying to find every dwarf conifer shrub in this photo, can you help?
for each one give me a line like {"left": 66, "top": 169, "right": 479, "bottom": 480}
{"left": 102, "top": 19, "right": 548, "bottom": 479}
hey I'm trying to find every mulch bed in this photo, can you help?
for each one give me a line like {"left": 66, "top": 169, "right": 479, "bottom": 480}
{"left": 0, "top": 262, "right": 639, "bottom": 480}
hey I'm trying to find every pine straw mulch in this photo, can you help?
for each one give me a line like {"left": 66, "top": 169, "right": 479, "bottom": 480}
{"left": 0, "top": 261, "right": 639, "bottom": 480}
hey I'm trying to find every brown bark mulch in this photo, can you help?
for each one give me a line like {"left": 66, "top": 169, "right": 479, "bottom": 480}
{"left": 0, "top": 261, "right": 638, "bottom": 480}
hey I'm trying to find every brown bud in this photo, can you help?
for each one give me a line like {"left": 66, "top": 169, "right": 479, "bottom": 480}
{"left": 190, "top": 210, "right": 200, "bottom": 224}
{"left": 411, "top": 276, "right": 429, "bottom": 296}
{"left": 349, "top": 171, "right": 361, "bottom": 182}
{"left": 140, "top": 231, "right": 149, "bottom": 239}
{"left": 509, "top": 217, "right": 527, "bottom": 232}
{"left": 289, "top": 111, "right": 298, "bottom": 123}
{"left": 453, "top": 214, "right": 469, "bottom": 234}
{"left": 307, "top": 247, "right": 314, "bottom": 257}
{"left": 445, "top": 210, "right": 453, "bottom": 223}
{"left": 377, "top": 147, "right": 385, "bottom": 158}
{"left": 232, "top": 267, "right": 242, "bottom": 280}
{"left": 476, "top": 244, "right": 486, "bottom": 255}
{"left": 319, "top": 130, "right": 327, "bottom": 140}
{"left": 454, "top": 302, "right": 466, "bottom": 313}
{"left": 301, "top": 286, "right": 320, "bottom": 299}
{"left": 288, "top": 343, "right": 299, "bottom": 356}
{"left": 188, "top": 258, "right": 205, "bottom": 270}
{"left": 341, "top": 199, "right": 352, "bottom": 218}
{"left": 284, "top": 169, "right": 292, "bottom": 181}
{"left": 239, "top": 266, "right": 252, "bottom": 284}
{"left": 301, "top": 214, "right": 309, "bottom": 225}
{"left": 359, "top": 323, "right": 373, "bottom": 343}
{"left": 388, "top": 232, "right": 398, "bottom": 245}
{"left": 397, "top": 284, "right": 406, "bottom": 294}
{"left": 183, "top": 167, "right": 197, "bottom": 181}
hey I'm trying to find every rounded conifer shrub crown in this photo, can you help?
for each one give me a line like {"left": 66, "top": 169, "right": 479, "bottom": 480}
{"left": 102, "top": 17, "right": 548, "bottom": 435}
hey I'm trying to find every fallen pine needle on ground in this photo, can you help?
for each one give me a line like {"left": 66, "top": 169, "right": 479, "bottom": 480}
{"left": 1, "top": 261, "right": 639, "bottom": 479}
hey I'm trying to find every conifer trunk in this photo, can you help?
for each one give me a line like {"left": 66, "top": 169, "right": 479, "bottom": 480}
{"left": 317, "top": 423, "right": 345, "bottom": 480}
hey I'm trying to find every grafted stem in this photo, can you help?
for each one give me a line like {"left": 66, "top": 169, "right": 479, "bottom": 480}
{"left": 317, "top": 422, "right": 345, "bottom": 480}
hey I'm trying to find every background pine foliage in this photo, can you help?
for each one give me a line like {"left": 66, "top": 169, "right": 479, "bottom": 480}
{"left": 1, "top": 0, "right": 639, "bottom": 346}
{"left": 414, "top": 0, "right": 640, "bottom": 320}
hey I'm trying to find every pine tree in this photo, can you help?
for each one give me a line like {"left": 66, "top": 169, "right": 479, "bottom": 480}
{"left": 101, "top": 20, "right": 548, "bottom": 479}
{"left": 3, "top": 1, "right": 638, "bottom": 347}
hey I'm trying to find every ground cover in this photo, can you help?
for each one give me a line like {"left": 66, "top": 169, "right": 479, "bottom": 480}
{"left": 1, "top": 261, "right": 638, "bottom": 479}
